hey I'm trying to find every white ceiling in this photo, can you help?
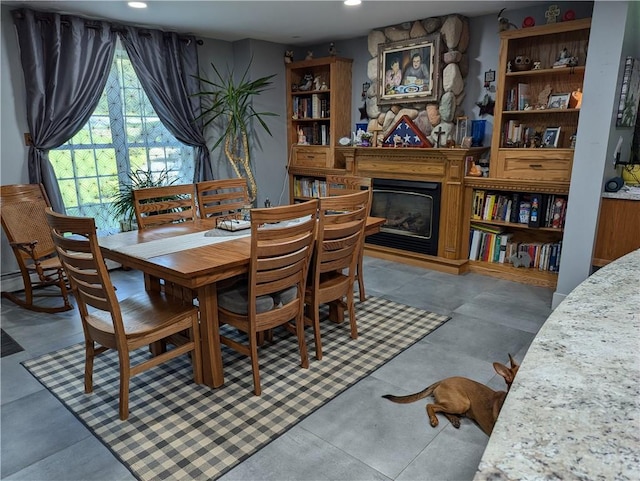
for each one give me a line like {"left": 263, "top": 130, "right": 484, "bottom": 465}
{"left": 1, "top": 0, "right": 540, "bottom": 46}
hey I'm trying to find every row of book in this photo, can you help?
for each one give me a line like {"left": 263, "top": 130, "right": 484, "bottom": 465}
{"left": 472, "top": 190, "right": 567, "bottom": 229}
{"left": 468, "top": 225, "right": 562, "bottom": 271}
{"left": 503, "top": 120, "right": 536, "bottom": 146}
{"left": 292, "top": 177, "right": 328, "bottom": 198}
{"left": 297, "top": 123, "right": 330, "bottom": 146}
{"left": 292, "top": 94, "right": 328, "bottom": 120}
{"left": 505, "top": 83, "right": 530, "bottom": 111}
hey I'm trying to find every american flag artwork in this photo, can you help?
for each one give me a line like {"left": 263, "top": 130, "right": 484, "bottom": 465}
{"left": 382, "top": 115, "right": 432, "bottom": 147}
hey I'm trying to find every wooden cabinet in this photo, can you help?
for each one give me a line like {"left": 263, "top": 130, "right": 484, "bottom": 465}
{"left": 285, "top": 57, "right": 352, "bottom": 173}
{"left": 593, "top": 197, "right": 640, "bottom": 267}
{"left": 465, "top": 18, "right": 591, "bottom": 287}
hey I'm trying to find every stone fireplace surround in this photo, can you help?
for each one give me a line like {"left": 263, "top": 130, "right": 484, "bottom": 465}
{"left": 364, "top": 14, "right": 470, "bottom": 148}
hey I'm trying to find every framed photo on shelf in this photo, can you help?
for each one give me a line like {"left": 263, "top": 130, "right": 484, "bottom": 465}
{"left": 543, "top": 127, "right": 561, "bottom": 147}
{"left": 547, "top": 93, "right": 571, "bottom": 109}
{"left": 455, "top": 116, "right": 469, "bottom": 147}
{"left": 377, "top": 33, "right": 441, "bottom": 105}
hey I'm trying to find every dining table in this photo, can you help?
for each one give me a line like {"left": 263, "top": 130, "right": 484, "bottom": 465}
{"left": 98, "top": 216, "right": 385, "bottom": 388}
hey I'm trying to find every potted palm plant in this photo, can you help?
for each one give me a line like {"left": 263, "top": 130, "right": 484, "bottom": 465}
{"left": 193, "top": 61, "right": 277, "bottom": 203}
{"left": 110, "top": 168, "right": 176, "bottom": 231}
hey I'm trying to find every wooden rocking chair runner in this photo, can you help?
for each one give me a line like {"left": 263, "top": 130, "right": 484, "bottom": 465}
{"left": 196, "top": 178, "right": 250, "bottom": 220}
{"left": 45, "top": 208, "right": 202, "bottom": 420}
{"left": 0, "top": 184, "right": 72, "bottom": 313}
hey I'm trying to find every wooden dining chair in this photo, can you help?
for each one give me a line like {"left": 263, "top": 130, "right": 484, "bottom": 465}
{"left": 0, "top": 184, "right": 72, "bottom": 313}
{"left": 325, "top": 175, "right": 372, "bottom": 302}
{"left": 304, "top": 189, "right": 369, "bottom": 360}
{"left": 216, "top": 199, "right": 318, "bottom": 395}
{"left": 45, "top": 208, "right": 202, "bottom": 421}
{"left": 133, "top": 184, "right": 197, "bottom": 229}
{"left": 196, "top": 178, "right": 250, "bottom": 220}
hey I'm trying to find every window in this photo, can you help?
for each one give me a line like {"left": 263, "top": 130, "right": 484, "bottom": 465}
{"left": 50, "top": 40, "right": 194, "bottom": 234}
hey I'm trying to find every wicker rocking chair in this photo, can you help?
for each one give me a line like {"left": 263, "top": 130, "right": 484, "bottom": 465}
{"left": 0, "top": 184, "right": 72, "bottom": 313}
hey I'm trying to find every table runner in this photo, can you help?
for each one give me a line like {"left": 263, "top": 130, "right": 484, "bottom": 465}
{"left": 107, "top": 230, "right": 251, "bottom": 259}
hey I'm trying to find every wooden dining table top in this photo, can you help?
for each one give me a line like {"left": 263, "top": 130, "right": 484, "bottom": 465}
{"left": 98, "top": 216, "right": 385, "bottom": 286}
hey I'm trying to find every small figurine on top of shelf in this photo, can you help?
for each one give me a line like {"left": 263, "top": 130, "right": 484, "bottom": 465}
{"left": 297, "top": 128, "right": 308, "bottom": 145}
{"left": 328, "top": 42, "right": 337, "bottom": 56}
{"left": 553, "top": 47, "right": 578, "bottom": 68}
{"left": 284, "top": 50, "right": 294, "bottom": 64}
{"left": 536, "top": 84, "right": 552, "bottom": 109}
{"left": 533, "top": 61, "right": 542, "bottom": 70}
{"left": 298, "top": 74, "right": 313, "bottom": 91}
{"left": 305, "top": 51, "right": 314, "bottom": 60}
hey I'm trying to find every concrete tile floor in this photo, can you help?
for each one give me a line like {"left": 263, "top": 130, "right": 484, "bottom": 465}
{"left": 1, "top": 257, "right": 553, "bottom": 480}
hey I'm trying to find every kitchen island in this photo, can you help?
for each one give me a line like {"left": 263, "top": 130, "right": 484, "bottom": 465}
{"left": 474, "top": 248, "right": 640, "bottom": 480}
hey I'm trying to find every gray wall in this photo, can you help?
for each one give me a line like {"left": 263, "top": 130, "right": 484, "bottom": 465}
{"left": 2, "top": 1, "right": 637, "bottom": 307}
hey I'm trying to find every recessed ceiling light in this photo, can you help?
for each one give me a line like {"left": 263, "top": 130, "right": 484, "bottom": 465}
{"left": 128, "top": 2, "right": 147, "bottom": 8}
{"left": 344, "top": 0, "right": 361, "bottom": 6}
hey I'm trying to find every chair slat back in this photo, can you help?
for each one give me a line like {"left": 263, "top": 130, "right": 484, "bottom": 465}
{"left": 0, "top": 184, "right": 56, "bottom": 260}
{"left": 45, "top": 208, "right": 123, "bottom": 330}
{"left": 133, "top": 184, "right": 197, "bottom": 229}
{"left": 249, "top": 200, "right": 318, "bottom": 319}
{"left": 196, "top": 179, "right": 250, "bottom": 220}
{"left": 314, "top": 190, "right": 369, "bottom": 277}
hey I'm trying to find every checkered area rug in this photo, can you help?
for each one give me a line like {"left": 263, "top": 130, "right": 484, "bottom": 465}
{"left": 23, "top": 297, "right": 449, "bottom": 480}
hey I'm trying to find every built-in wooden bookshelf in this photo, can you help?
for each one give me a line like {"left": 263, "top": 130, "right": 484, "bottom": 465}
{"left": 461, "top": 18, "right": 590, "bottom": 288}
{"left": 285, "top": 57, "right": 352, "bottom": 173}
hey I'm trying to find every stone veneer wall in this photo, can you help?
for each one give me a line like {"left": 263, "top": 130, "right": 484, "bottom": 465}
{"left": 365, "top": 15, "right": 469, "bottom": 146}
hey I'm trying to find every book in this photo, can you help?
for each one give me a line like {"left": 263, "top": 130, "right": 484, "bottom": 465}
{"left": 528, "top": 193, "right": 542, "bottom": 227}
{"left": 518, "top": 201, "right": 531, "bottom": 224}
{"left": 498, "top": 233, "right": 512, "bottom": 264}
{"left": 468, "top": 229, "right": 482, "bottom": 260}
{"left": 517, "top": 83, "right": 530, "bottom": 110}
{"left": 470, "top": 223, "right": 505, "bottom": 235}
{"left": 311, "top": 94, "right": 320, "bottom": 118}
{"left": 509, "top": 193, "right": 521, "bottom": 223}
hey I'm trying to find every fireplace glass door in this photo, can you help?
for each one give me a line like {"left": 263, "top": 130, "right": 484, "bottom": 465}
{"left": 368, "top": 179, "right": 441, "bottom": 256}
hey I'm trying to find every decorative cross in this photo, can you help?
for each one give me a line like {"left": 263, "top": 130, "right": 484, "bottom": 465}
{"left": 434, "top": 127, "right": 445, "bottom": 148}
{"left": 545, "top": 5, "right": 560, "bottom": 23}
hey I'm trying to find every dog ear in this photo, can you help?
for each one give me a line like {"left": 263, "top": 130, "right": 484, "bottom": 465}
{"left": 493, "top": 362, "right": 515, "bottom": 385}
{"left": 508, "top": 353, "right": 519, "bottom": 369}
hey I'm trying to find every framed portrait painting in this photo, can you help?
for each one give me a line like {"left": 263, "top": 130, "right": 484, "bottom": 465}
{"left": 377, "top": 33, "right": 441, "bottom": 105}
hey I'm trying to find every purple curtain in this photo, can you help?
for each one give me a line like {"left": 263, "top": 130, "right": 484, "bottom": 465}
{"left": 11, "top": 8, "right": 116, "bottom": 213}
{"left": 118, "top": 26, "right": 213, "bottom": 182}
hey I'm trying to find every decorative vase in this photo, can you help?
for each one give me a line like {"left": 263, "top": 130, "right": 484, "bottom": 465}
{"left": 471, "top": 120, "right": 486, "bottom": 147}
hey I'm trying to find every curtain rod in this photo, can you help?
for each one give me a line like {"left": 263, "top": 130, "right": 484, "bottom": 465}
{"left": 13, "top": 9, "right": 204, "bottom": 45}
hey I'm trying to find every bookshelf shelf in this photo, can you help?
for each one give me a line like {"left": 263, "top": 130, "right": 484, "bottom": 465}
{"left": 505, "top": 66, "right": 586, "bottom": 77}
{"left": 470, "top": 218, "right": 564, "bottom": 233}
{"left": 501, "top": 109, "right": 581, "bottom": 115}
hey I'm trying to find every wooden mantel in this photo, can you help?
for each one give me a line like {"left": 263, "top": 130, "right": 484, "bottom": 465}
{"left": 335, "top": 147, "right": 489, "bottom": 274}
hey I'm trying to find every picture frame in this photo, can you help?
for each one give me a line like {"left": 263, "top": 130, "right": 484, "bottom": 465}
{"left": 547, "top": 93, "right": 570, "bottom": 109}
{"left": 461, "top": 136, "right": 473, "bottom": 149}
{"left": 543, "top": 127, "right": 561, "bottom": 148}
{"left": 377, "top": 33, "right": 441, "bottom": 105}
{"left": 455, "top": 116, "right": 469, "bottom": 147}
{"left": 616, "top": 56, "right": 640, "bottom": 127}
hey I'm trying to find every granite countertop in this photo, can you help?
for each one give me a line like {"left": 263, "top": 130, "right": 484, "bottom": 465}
{"left": 602, "top": 185, "right": 640, "bottom": 200}
{"left": 474, "top": 248, "right": 640, "bottom": 481}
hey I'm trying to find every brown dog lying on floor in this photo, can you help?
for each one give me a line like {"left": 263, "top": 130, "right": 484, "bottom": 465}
{"left": 382, "top": 354, "right": 519, "bottom": 436}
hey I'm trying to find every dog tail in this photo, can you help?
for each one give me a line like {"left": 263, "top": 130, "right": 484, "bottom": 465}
{"left": 382, "top": 381, "right": 439, "bottom": 404}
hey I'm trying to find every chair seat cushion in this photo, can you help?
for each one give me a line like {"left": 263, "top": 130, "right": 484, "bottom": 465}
{"left": 218, "top": 284, "right": 274, "bottom": 315}
{"left": 272, "top": 286, "right": 297, "bottom": 307}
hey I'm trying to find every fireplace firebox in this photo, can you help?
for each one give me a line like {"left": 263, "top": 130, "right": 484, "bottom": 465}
{"left": 367, "top": 179, "right": 441, "bottom": 256}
